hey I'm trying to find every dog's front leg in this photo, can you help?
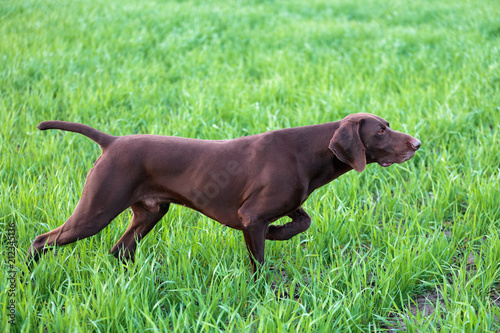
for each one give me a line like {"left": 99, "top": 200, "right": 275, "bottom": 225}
{"left": 265, "top": 207, "right": 311, "bottom": 240}
{"left": 238, "top": 206, "right": 269, "bottom": 278}
{"left": 241, "top": 226, "right": 267, "bottom": 279}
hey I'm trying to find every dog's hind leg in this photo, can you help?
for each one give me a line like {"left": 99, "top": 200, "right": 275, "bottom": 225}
{"left": 27, "top": 200, "right": 130, "bottom": 263}
{"left": 27, "top": 162, "right": 135, "bottom": 263}
{"left": 110, "top": 203, "right": 169, "bottom": 262}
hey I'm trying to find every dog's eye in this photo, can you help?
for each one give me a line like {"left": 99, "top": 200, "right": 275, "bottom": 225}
{"left": 378, "top": 128, "right": 386, "bottom": 135}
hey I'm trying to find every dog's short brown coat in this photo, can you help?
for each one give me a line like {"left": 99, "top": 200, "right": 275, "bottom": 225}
{"left": 28, "top": 113, "right": 421, "bottom": 274}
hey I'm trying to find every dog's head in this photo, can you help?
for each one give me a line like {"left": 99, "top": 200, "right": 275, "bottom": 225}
{"left": 329, "top": 113, "right": 421, "bottom": 172}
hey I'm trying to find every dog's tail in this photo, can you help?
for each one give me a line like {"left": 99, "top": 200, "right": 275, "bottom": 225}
{"left": 37, "top": 121, "right": 116, "bottom": 149}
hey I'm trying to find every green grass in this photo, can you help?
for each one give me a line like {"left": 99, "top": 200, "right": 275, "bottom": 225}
{"left": 1, "top": 0, "right": 500, "bottom": 331}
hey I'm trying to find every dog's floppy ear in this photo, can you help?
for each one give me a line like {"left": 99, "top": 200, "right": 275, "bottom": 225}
{"left": 329, "top": 120, "right": 366, "bottom": 172}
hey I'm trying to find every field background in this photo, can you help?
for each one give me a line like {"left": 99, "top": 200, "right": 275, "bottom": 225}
{"left": 1, "top": 0, "right": 500, "bottom": 331}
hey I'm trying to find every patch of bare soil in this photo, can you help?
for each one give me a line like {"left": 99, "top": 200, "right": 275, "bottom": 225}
{"left": 386, "top": 250, "right": 499, "bottom": 331}
{"left": 269, "top": 267, "right": 305, "bottom": 301}
{"left": 386, "top": 287, "right": 444, "bottom": 332}
{"left": 491, "top": 289, "right": 500, "bottom": 308}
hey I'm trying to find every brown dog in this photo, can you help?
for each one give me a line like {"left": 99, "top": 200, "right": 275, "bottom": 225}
{"left": 28, "top": 113, "right": 421, "bottom": 274}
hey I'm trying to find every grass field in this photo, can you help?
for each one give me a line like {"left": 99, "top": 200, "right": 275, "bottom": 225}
{"left": 1, "top": 0, "right": 500, "bottom": 331}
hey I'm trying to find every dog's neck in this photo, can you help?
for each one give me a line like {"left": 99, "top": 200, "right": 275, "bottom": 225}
{"left": 283, "top": 122, "right": 356, "bottom": 195}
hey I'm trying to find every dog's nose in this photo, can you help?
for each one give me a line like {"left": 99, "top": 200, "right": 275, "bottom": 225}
{"left": 410, "top": 139, "right": 421, "bottom": 150}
